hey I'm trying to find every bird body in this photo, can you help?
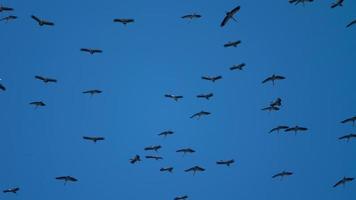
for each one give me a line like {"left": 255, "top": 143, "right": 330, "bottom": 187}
{"left": 130, "top": 155, "right": 141, "bottom": 164}
{"left": 30, "top": 101, "right": 46, "bottom": 107}
{"left": 224, "top": 40, "right": 241, "bottom": 48}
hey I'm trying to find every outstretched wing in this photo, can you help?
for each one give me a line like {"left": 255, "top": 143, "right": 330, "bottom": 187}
{"left": 230, "top": 6, "right": 241, "bottom": 15}
{"left": 220, "top": 15, "right": 230, "bottom": 27}
{"left": 0, "top": 84, "right": 6, "bottom": 91}
{"left": 31, "top": 15, "right": 41, "bottom": 23}
{"left": 262, "top": 77, "right": 272, "bottom": 84}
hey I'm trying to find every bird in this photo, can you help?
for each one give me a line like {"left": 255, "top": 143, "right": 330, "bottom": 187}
{"left": 272, "top": 171, "right": 293, "bottom": 179}
{"left": 230, "top": 63, "right": 246, "bottom": 71}
{"left": 197, "top": 93, "right": 214, "bottom": 100}
{"left": 83, "top": 89, "right": 102, "bottom": 96}
{"left": 220, "top": 5, "right": 240, "bottom": 27}
{"left": 285, "top": 126, "right": 308, "bottom": 134}
{"left": 216, "top": 159, "right": 235, "bottom": 167}
{"left": 289, "top": 0, "right": 313, "bottom": 5}
{"left": 331, "top": 0, "right": 344, "bottom": 8}
{"left": 338, "top": 134, "right": 356, "bottom": 142}
{"left": 341, "top": 116, "right": 356, "bottom": 126}
{"left": 130, "top": 155, "right": 141, "bottom": 164}
{"left": 144, "top": 145, "right": 162, "bottom": 152}
{"left": 174, "top": 195, "right": 189, "bottom": 200}
{"left": 176, "top": 148, "right": 195, "bottom": 155}
{"left": 269, "top": 126, "right": 289, "bottom": 133}
{"left": 30, "top": 101, "right": 46, "bottom": 108}
{"left": 181, "top": 13, "right": 202, "bottom": 20}
{"left": 333, "top": 177, "right": 354, "bottom": 188}
{"left": 158, "top": 130, "right": 174, "bottom": 137}
{"left": 145, "top": 155, "right": 163, "bottom": 160}
{"left": 35, "top": 75, "right": 57, "bottom": 83}
{"left": 31, "top": 15, "right": 54, "bottom": 26}
{"left": 113, "top": 18, "right": 135, "bottom": 25}
{"left": 0, "top": 83, "right": 6, "bottom": 91}
{"left": 80, "top": 48, "right": 103, "bottom": 55}
{"left": 185, "top": 166, "right": 205, "bottom": 175}
{"left": 3, "top": 187, "right": 19, "bottom": 194}
{"left": 83, "top": 136, "right": 105, "bottom": 143}
{"left": 270, "top": 97, "right": 282, "bottom": 107}
{"left": 190, "top": 111, "right": 211, "bottom": 119}
{"left": 164, "top": 94, "right": 183, "bottom": 101}
{"left": 0, "top": 5, "right": 14, "bottom": 12}
{"left": 160, "top": 167, "right": 174, "bottom": 173}
{"left": 262, "top": 74, "right": 285, "bottom": 86}
{"left": 55, "top": 176, "right": 78, "bottom": 185}
{"left": 0, "top": 15, "right": 17, "bottom": 22}
{"left": 201, "top": 76, "right": 222, "bottom": 82}
{"left": 346, "top": 20, "right": 356, "bottom": 28}
{"left": 261, "top": 106, "right": 280, "bottom": 112}
{"left": 224, "top": 40, "right": 241, "bottom": 48}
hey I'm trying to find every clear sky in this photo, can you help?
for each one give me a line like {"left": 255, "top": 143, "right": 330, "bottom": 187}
{"left": 0, "top": 0, "right": 355, "bottom": 199}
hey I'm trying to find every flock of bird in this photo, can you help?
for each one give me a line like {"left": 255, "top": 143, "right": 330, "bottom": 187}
{"left": 1, "top": 0, "right": 355, "bottom": 199}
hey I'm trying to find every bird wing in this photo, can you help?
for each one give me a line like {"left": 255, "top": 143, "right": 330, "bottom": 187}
{"left": 275, "top": 75, "right": 285, "bottom": 80}
{"left": 31, "top": 15, "right": 41, "bottom": 23}
{"left": 333, "top": 179, "right": 343, "bottom": 187}
{"left": 35, "top": 75, "right": 46, "bottom": 81}
{"left": 262, "top": 77, "right": 272, "bottom": 84}
{"left": 220, "top": 15, "right": 230, "bottom": 27}
{"left": 43, "top": 20, "right": 54, "bottom": 26}
{"left": 0, "top": 84, "right": 6, "bottom": 91}
{"left": 230, "top": 6, "right": 241, "bottom": 15}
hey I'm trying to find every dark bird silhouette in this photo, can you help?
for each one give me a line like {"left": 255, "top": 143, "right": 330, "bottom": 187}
{"left": 338, "top": 134, "right": 356, "bottom": 142}
{"left": 220, "top": 5, "right": 240, "bottom": 27}
{"left": 3, "top": 187, "right": 19, "bottom": 194}
{"left": 331, "top": 0, "right": 344, "bottom": 8}
{"left": 289, "top": 0, "right": 313, "bottom": 5}
{"left": 144, "top": 145, "right": 162, "bottom": 152}
{"left": 55, "top": 176, "right": 78, "bottom": 184}
{"left": 202, "top": 76, "right": 222, "bottom": 82}
{"left": 0, "top": 5, "right": 14, "bottom": 12}
{"left": 216, "top": 159, "right": 235, "bottom": 166}
{"left": 224, "top": 40, "right": 241, "bottom": 48}
{"left": 346, "top": 20, "right": 356, "bottom": 28}
{"left": 80, "top": 48, "right": 103, "bottom": 55}
{"left": 185, "top": 166, "right": 205, "bottom": 175}
{"left": 175, "top": 195, "right": 188, "bottom": 200}
{"left": 130, "top": 155, "right": 141, "bottom": 164}
{"left": 83, "top": 136, "right": 105, "bottom": 143}
{"left": 83, "top": 89, "right": 102, "bottom": 96}
{"left": 158, "top": 130, "right": 174, "bottom": 137}
{"left": 285, "top": 126, "right": 308, "bottom": 134}
{"left": 182, "top": 13, "right": 202, "bottom": 20}
{"left": 145, "top": 155, "right": 163, "bottom": 160}
{"left": 31, "top": 15, "right": 54, "bottom": 26}
{"left": 333, "top": 177, "right": 354, "bottom": 188}
{"left": 341, "top": 116, "right": 356, "bottom": 126}
{"left": 270, "top": 98, "right": 282, "bottom": 108}
{"left": 0, "top": 15, "right": 17, "bottom": 22}
{"left": 0, "top": 83, "right": 6, "bottom": 91}
{"left": 176, "top": 148, "right": 195, "bottom": 155}
{"left": 197, "top": 93, "right": 214, "bottom": 100}
{"left": 262, "top": 74, "right": 285, "bottom": 86}
{"left": 230, "top": 63, "right": 246, "bottom": 71}
{"left": 261, "top": 106, "right": 280, "bottom": 112}
{"left": 269, "top": 125, "right": 289, "bottom": 133}
{"left": 272, "top": 171, "right": 293, "bottom": 179}
{"left": 165, "top": 94, "right": 183, "bottom": 101}
{"left": 113, "top": 18, "right": 135, "bottom": 25}
{"left": 35, "top": 75, "right": 57, "bottom": 83}
{"left": 30, "top": 101, "right": 46, "bottom": 108}
{"left": 160, "top": 167, "right": 174, "bottom": 173}
{"left": 190, "top": 111, "right": 211, "bottom": 119}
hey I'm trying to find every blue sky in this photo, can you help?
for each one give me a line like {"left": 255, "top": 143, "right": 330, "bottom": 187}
{"left": 0, "top": 0, "right": 355, "bottom": 199}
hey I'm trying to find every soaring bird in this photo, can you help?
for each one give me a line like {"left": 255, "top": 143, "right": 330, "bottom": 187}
{"left": 55, "top": 176, "right": 78, "bottom": 184}
{"left": 289, "top": 0, "right": 313, "bottom": 5}
{"left": 220, "top": 5, "right": 240, "bottom": 27}
{"left": 333, "top": 177, "right": 354, "bottom": 188}
{"left": 331, "top": 0, "right": 344, "bottom": 8}
{"left": 80, "top": 48, "right": 103, "bottom": 55}
{"left": 261, "top": 106, "right": 280, "bottom": 112}
{"left": 270, "top": 98, "right": 282, "bottom": 108}
{"left": 158, "top": 130, "right": 174, "bottom": 137}
{"left": 269, "top": 125, "right": 289, "bottom": 133}
{"left": 272, "top": 171, "right": 293, "bottom": 179}
{"left": 160, "top": 167, "right": 174, "bottom": 173}
{"left": 341, "top": 116, "right": 356, "bottom": 126}
{"left": 190, "top": 111, "right": 211, "bottom": 119}
{"left": 0, "top": 5, "right": 14, "bottom": 12}
{"left": 0, "top": 15, "right": 17, "bottom": 22}
{"left": 262, "top": 74, "right": 285, "bottom": 85}
{"left": 216, "top": 159, "right": 235, "bottom": 166}
{"left": 3, "top": 187, "right": 19, "bottom": 194}
{"left": 31, "top": 15, "right": 54, "bottom": 26}
{"left": 338, "top": 134, "right": 356, "bottom": 142}
{"left": 30, "top": 101, "right": 46, "bottom": 108}
{"left": 144, "top": 145, "right": 162, "bottom": 152}
{"left": 130, "top": 155, "right": 141, "bottom": 164}
{"left": 145, "top": 155, "right": 163, "bottom": 160}
{"left": 202, "top": 76, "right": 222, "bottom": 82}
{"left": 164, "top": 94, "right": 183, "bottom": 101}
{"left": 197, "top": 93, "right": 214, "bottom": 100}
{"left": 176, "top": 148, "right": 195, "bottom": 155}
{"left": 35, "top": 75, "right": 57, "bottom": 83}
{"left": 285, "top": 126, "right": 308, "bottom": 134}
{"left": 182, "top": 13, "right": 201, "bottom": 20}
{"left": 83, "top": 89, "right": 102, "bottom": 96}
{"left": 346, "top": 20, "right": 356, "bottom": 28}
{"left": 83, "top": 136, "right": 105, "bottom": 143}
{"left": 224, "top": 40, "right": 241, "bottom": 48}
{"left": 230, "top": 63, "right": 246, "bottom": 71}
{"left": 113, "top": 18, "right": 135, "bottom": 25}
{"left": 0, "top": 83, "right": 6, "bottom": 91}
{"left": 185, "top": 166, "right": 205, "bottom": 175}
{"left": 175, "top": 195, "right": 188, "bottom": 200}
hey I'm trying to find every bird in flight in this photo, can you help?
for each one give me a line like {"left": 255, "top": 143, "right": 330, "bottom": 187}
{"left": 31, "top": 15, "right": 54, "bottom": 26}
{"left": 144, "top": 145, "right": 162, "bottom": 152}
{"left": 341, "top": 116, "right": 356, "bottom": 126}
{"left": 272, "top": 171, "right": 293, "bottom": 179}
{"left": 83, "top": 89, "right": 102, "bottom": 96}
{"left": 83, "top": 136, "right": 105, "bottom": 143}
{"left": 182, "top": 13, "right": 201, "bottom": 21}
{"left": 164, "top": 94, "right": 183, "bottom": 101}
{"left": 289, "top": 0, "right": 313, "bottom": 6}
{"left": 3, "top": 187, "right": 19, "bottom": 194}
{"left": 338, "top": 134, "right": 356, "bottom": 142}
{"left": 0, "top": 5, "right": 14, "bottom": 12}
{"left": 190, "top": 111, "right": 211, "bottom": 119}
{"left": 174, "top": 195, "right": 188, "bottom": 200}
{"left": 80, "top": 48, "right": 103, "bottom": 55}
{"left": 158, "top": 130, "right": 174, "bottom": 137}
{"left": 145, "top": 155, "right": 163, "bottom": 160}
{"left": 230, "top": 63, "right": 246, "bottom": 71}
{"left": 331, "top": 0, "right": 344, "bottom": 8}
{"left": 30, "top": 101, "right": 46, "bottom": 108}
{"left": 216, "top": 159, "right": 235, "bottom": 167}
{"left": 261, "top": 105, "right": 280, "bottom": 112}
{"left": 55, "top": 176, "right": 78, "bottom": 185}
{"left": 197, "top": 93, "right": 214, "bottom": 100}
{"left": 176, "top": 148, "right": 195, "bottom": 155}
{"left": 224, "top": 40, "right": 241, "bottom": 48}
{"left": 269, "top": 125, "right": 289, "bottom": 134}
{"left": 160, "top": 167, "right": 174, "bottom": 173}
{"left": 346, "top": 20, "right": 356, "bottom": 28}
{"left": 0, "top": 83, "right": 6, "bottom": 91}
{"left": 220, "top": 5, "right": 240, "bottom": 27}
{"left": 262, "top": 74, "right": 285, "bottom": 86}
{"left": 113, "top": 18, "right": 135, "bottom": 25}
{"left": 270, "top": 98, "right": 282, "bottom": 108}
{"left": 202, "top": 76, "right": 222, "bottom": 82}
{"left": 285, "top": 126, "right": 308, "bottom": 134}
{"left": 333, "top": 177, "right": 354, "bottom": 188}
{"left": 0, "top": 15, "right": 17, "bottom": 22}
{"left": 130, "top": 155, "right": 141, "bottom": 164}
{"left": 185, "top": 166, "right": 205, "bottom": 175}
{"left": 35, "top": 75, "right": 57, "bottom": 84}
